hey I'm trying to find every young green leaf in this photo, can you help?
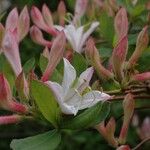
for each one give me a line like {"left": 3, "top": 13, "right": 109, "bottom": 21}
{"left": 31, "top": 80, "right": 60, "bottom": 127}
{"left": 23, "top": 57, "right": 35, "bottom": 74}
{"left": 61, "top": 102, "right": 110, "bottom": 130}
{"left": 10, "top": 130, "right": 61, "bottom": 150}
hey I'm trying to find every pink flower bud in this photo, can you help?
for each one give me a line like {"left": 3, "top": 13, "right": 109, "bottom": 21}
{"left": 119, "top": 94, "right": 135, "bottom": 144}
{"left": 5, "top": 8, "right": 19, "bottom": 32}
{"left": 117, "top": 145, "right": 131, "bottom": 150}
{"left": 18, "top": 6, "right": 30, "bottom": 41}
{"left": 42, "top": 4, "right": 53, "bottom": 27}
{"left": 132, "top": 72, "right": 150, "bottom": 82}
{"left": 57, "top": 0, "right": 66, "bottom": 26}
{"left": 64, "top": 50, "right": 73, "bottom": 62}
{"left": 106, "top": 117, "right": 118, "bottom": 147}
{"left": 0, "top": 115, "right": 22, "bottom": 125}
{"left": 86, "top": 38, "right": 113, "bottom": 80}
{"left": 30, "top": 26, "right": 52, "bottom": 48}
{"left": 31, "top": 6, "right": 57, "bottom": 36}
{"left": 73, "top": 0, "right": 88, "bottom": 25}
{"left": 115, "top": 8, "right": 128, "bottom": 42}
{"left": 139, "top": 117, "right": 150, "bottom": 139}
{"left": 112, "top": 36, "right": 128, "bottom": 82}
{"left": 127, "top": 26, "right": 149, "bottom": 68}
{"left": 2, "top": 30, "right": 22, "bottom": 76}
{"left": 0, "top": 74, "right": 28, "bottom": 114}
{"left": 41, "top": 32, "right": 66, "bottom": 82}
{"left": 15, "top": 72, "right": 29, "bottom": 100}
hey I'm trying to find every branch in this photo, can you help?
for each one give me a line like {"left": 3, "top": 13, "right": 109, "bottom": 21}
{"left": 132, "top": 136, "right": 150, "bottom": 150}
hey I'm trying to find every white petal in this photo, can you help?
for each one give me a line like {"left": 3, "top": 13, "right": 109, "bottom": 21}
{"left": 79, "top": 22, "right": 99, "bottom": 53}
{"left": 62, "top": 58, "right": 76, "bottom": 95}
{"left": 64, "top": 25, "right": 77, "bottom": 51}
{"left": 46, "top": 81, "right": 63, "bottom": 103}
{"left": 78, "top": 90, "right": 110, "bottom": 110}
{"left": 60, "top": 102, "right": 78, "bottom": 115}
{"left": 76, "top": 67, "right": 94, "bottom": 92}
{"left": 74, "top": 26, "right": 84, "bottom": 53}
{"left": 54, "top": 25, "right": 64, "bottom": 31}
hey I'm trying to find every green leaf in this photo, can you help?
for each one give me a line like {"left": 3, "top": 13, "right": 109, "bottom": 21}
{"left": 72, "top": 53, "right": 88, "bottom": 76}
{"left": 61, "top": 102, "right": 110, "bottom": 130}
{"left": 10, "top": 130, "right": 61, "bottom": 150}
{"left": 98, "top": 12, "right": 114, "bottom": 44}
{"left": 23, "top": 57, "right": 35, "bottom": 74}
{"left": 39, "top": 55, "right": 48, "bottom": 73}
{"left": 31, "top": 80, "right": 60, "bottom": 127}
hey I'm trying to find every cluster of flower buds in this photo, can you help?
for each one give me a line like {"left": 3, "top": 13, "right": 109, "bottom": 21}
{"left": 95, "top": 93, "right": 135, "bottom": 148}
{"left": 0, "top": 74, "right": 28, "bottom": 124}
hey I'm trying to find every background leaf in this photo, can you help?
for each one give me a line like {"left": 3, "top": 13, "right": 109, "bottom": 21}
{"left": 10, "top": 130, "right": 61, "bottom": 150}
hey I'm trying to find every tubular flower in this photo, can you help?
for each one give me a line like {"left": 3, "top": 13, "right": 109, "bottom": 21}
{"left": 46, "top": 58, "right": 110, "bottom": 115}
{"left": 55, "top": 22, "right": 99, "bottom": 53}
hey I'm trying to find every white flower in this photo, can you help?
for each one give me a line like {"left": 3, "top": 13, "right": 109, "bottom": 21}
{"left": 54, "top": 22, "right": 99, "bottom": 53}
{"left": 46, "top": 58, "right": 110, "bottom": 115}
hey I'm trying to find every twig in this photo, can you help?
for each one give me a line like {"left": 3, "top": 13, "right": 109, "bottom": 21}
{"left": 132, "top": 136, "right": 150, "bottom": 150}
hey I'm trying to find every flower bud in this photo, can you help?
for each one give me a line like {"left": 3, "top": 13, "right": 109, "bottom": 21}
{"left": 5, "top": 7, "right": 19, "bottom": 32}
{"left": 0, "top": 115, "right": 22, "bottom": 125}
{"left": 18, "top": 6, "right": 30, "bottom": 41}
{"left": 106, "top": 117, "right": 118, "bottom": 147}
{"left": 119, "top": 93, "right": 135, "bottom": 144}
{"left": 112, "top": 36, "right": 128, "bottom": 82}
{"left": 30, "top": 26, "right": 52, "bottom": 48}
{"left": 31, "top": 6, "right": 57, "bottom": 36}
{"left": 0, "top": 74, "right": 28, "bottom": 114}
{"left": 132, "top": 72, "right": 150, "bottom": 82}
{"left": 86, "top": 38, "right": 113, "bottom": 80}
{"left": 117, "top": 145, "right": 131, "bottom": 150}
{"left": 2, "top": 30, "right": 22, "bottom": 76}
{"left": 42, "top": 4, "right": 53, "bottom": 27}
{"left": 15, "top": 72, "right": 29, "bottom": 100}
{"left": 73, "top": 0, "right": 88, "bottom": 25}
{"left": 57, "top": 0, "right": 66, "bottom": 26}
{"left": 139, "top": 117, "right": 150, "bottom": 139}
{"left": 115, "top": 8, "right": 128, "bottom": 42}
{"left": 127, "top": 26, "right": 149, "bottom": 68}
{"left": 41, "top": 32, "right": 66, "bottom": 82}
{"left": 64, "top": 50, "right": 73, "bottom": 62}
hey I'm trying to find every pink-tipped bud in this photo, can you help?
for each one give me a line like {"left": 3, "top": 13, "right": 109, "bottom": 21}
{"left": 127, "top": 26, "right": 149, "bottom": 68}
{"left": 95, "top": 122, "right": 107, "bottom": 139}
{"left": 106, "top": 117, "right": 118, "bottom": 147}
{"left": 117, "top": 145, "right": 131, "bottom": 150}
{"left": 30, "top": 26, "right": 52, "bottom": 48}
{"left": 42, "top": 4, "right": 53, "bottom": 27}
{"left": 86, "top": 38, "right": 113, "bottom": 80}
{"left": 73, "top": 0, "right": 88, "bottom": 25}
{"left": 31, "top": 6, "right": 57, "bottom": 36}
{"left": 132, "top": 72, "right": 150, "bottom": 82}
{"left": 0, "top": 74, "right": 28, "bottom": 114}
{"left": 5, "top": 8, "right": 19, "bottom": 32}
{"left": 119, "top": 94, "right": 135, "bottom": 144}
{"left": 15, "top": 72, "right": 29, "bottom": 100}
{"left": 0, "top": 73, "right": 12, "bottom": 102}
{"left": 139, "top": 117, "right": 150, "bottom": 139}
{"left": 0, "top": 115, "right": 22, "bottom": 125}
{"left": 18, "top": 6, "right": 30, "bottom": 41}
{"left": 41, "top": 32, "right": 66, "bottom": 82}
{"left": 115, "top": 8, "right": 128, "bottom": 42}
{"left": 112, "top": 36, "right": 128, "bottom": 82}
{"left": 2, "top": 29, "right": 22, "bottom": 76}
{"left": 57, "top": 0, "right": 66, "bottom": 26}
